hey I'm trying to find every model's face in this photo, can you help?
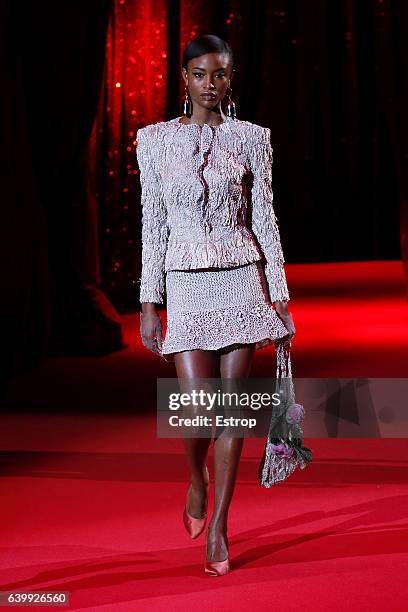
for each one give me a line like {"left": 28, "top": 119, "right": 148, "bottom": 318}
{"left": 182, "top": 52, "right": 233, "bottom": 111}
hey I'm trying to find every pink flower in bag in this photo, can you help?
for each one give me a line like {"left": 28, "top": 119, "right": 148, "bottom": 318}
{"left": 270, "top": 442, "right": 295, "bottom": 459}
{"left": 286, "top": 403, "right": 305, "bottom": 425}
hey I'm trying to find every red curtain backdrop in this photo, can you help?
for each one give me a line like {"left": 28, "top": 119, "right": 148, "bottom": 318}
{"left": 2, "top": 0, "right": 122, "bottom": 382}
{"left": 89, "top": 0, "right": 168, "bottom": 306}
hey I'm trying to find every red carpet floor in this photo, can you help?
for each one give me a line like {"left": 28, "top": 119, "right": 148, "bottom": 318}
{"left": 1, "top": 261, "right": 408, "bottom": 611}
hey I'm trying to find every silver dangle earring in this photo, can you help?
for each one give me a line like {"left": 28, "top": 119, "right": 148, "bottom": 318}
{"left": 225, "top": 86, "right": 237, "bottom": 119}
{"left": 182, "top": 85, "right": 192, "bottom": 116}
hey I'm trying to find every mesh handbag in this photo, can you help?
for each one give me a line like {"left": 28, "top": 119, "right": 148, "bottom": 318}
{"left": 258, "top": 341, "right": 313, "bottom": 487}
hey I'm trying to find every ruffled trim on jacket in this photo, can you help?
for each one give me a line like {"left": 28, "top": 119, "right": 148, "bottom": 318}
{"left": 164, "top": 232, "right": 263, "bottom": 271}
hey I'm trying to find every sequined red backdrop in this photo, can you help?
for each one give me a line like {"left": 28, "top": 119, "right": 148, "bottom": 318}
{"left": 89, "top": 0, "right": 168, "bottom": 305}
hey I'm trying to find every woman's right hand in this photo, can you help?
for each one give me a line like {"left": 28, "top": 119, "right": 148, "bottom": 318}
{"left": 140, "top": 311, "right": 163, "bottom": 355}
{"left": 274, "top": 307, "right": 296, "bottom": 351}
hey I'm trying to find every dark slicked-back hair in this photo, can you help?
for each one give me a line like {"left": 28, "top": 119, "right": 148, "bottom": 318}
{"left": 182, "top": 34, "right": 234, "bottom": 69}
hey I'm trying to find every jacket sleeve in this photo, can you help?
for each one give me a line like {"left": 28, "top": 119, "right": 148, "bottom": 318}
{"left": 136, "top": 127, "right": 169, "bottom": 304}
{"left": 248, "top": 127, "right": 290, "bottom": 302}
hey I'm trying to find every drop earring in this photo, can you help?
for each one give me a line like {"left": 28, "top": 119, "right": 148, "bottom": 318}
{"left": 182, "top": 85, "right": 192, "bottom": 116}
{"left": 225, "top": 86, "right": 237, "bottom": 119}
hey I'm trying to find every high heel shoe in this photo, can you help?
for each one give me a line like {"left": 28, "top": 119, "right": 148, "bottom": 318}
{"left": 182, "top": 465, "right": 210, "bottom": 539}
{"left": 204, "top": 528, "right": 230, "bottom": 576}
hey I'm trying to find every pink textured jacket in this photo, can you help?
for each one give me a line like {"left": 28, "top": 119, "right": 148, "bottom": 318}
{"left": 136, "top": 115, "right": 290, "bottom": 305}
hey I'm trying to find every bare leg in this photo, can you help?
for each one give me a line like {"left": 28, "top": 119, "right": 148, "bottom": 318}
{"left": 206, "top": 344, "right": 255, "bottom": 562}
{"left": 174, "top": 349, "right": 219, "bottom": 518}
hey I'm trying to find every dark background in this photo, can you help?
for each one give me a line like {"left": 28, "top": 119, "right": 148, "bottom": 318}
{"left": 1, "top": 0, "right": 407, "bottom": 381}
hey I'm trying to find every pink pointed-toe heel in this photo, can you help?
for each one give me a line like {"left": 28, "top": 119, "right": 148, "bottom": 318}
{"left": 204, "top": 529, "right": 230, "bottom": 576}
{"left": 204, "top": 557, "right": 230, "bottom": 576}
{"left": 182, "top": 466, "right": 210, "bottom": 540}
